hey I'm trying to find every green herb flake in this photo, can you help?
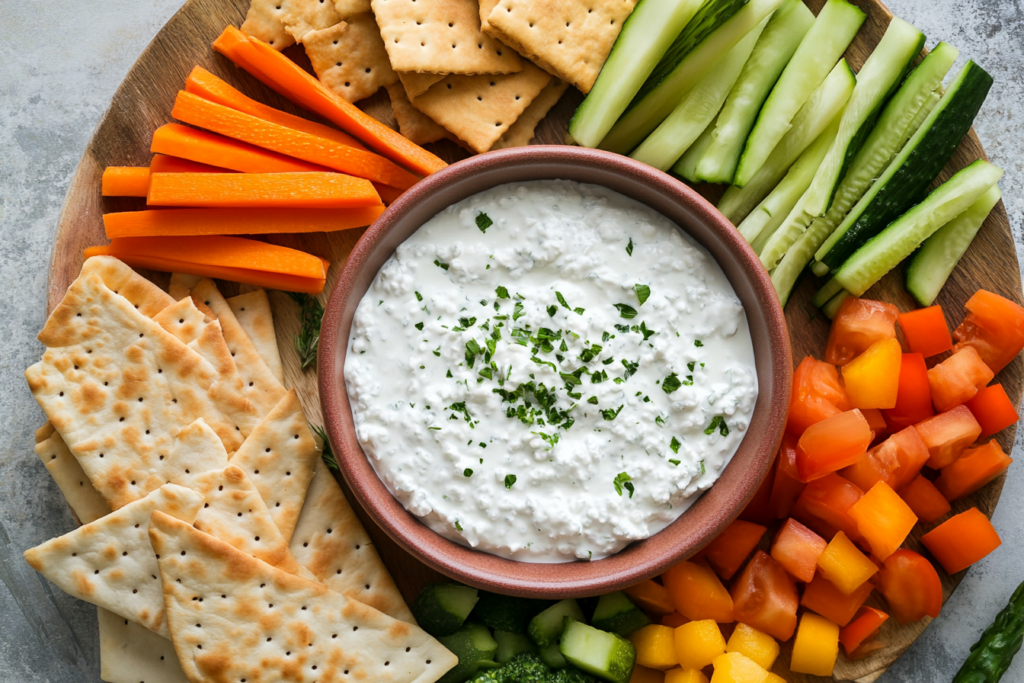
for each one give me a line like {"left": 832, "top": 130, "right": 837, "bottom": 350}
{"left": 699, "top": 460, "right": 706, "bottom": 475}
{"left": 415, "top": 291, "right": 423, "bottom": 302}
{"left": 613, "top": 472, "right": 634, "bottom": 498}
{"left": 655, "top": 415, "right": 666, "bottom": 427}
{"left": 455, "top": 520, "right": 463, "bottom": 531}
{"left": 704, "top": 415, "right": 729, "bottom": 437}
{"left": 669, "top": 459, "right": 681, "bottom": 466}
{"left": 463, "top": 468, "right": 473, "bottom": 477}
{"left": 614, "top": 303, "right": 638, "bottom": 319}
{"left": 311, "top": 424, "right": 337, "bottom": 471}
{"left": 556, "top": 291, "right": 571, "bottom": 310}
{"left": 495, "top": 286, "right": 510, "bottom": 299}
{"left": 587, "top": 396, "right": 599, "bottom": 405}
{"left": 687, "top": 361, "right": 696, "bottom": 372}
{"left": 662, "top": 373, "right": 682, "bottom": 394}
{"left": 415, "top": 322, "right": 424, "bottom": 331}
{"left": 433, "top": 259, "right": 449, "bottom": 271}
{"left": 626, "top": 238, "right": 634, "bottom": 256}
{"left": 433, "top": 347, "right": 441, "bottom": 357}
{"left": 446, "top": 369, "right": 453, "bottom": 378}
{"left": 670, "top": 437, "right": 681, "bottom": 454}
{"left": 504, "top": 474, "right": 517, "bottom": 490}
{"left": 601, "top": 405, "right": 624, "bottom": 421}
{"left": 475, "top": 211, "right": 493, "bottom": 233}
{"left": 513, "top": 301, "right": 526, "bottom": 321}
{"left": 287, "top": 293, "right": 324, "bottom": 370}
{"left": 532, "top": 431, "right": 560, "bottom": 450}
{"left": 695, "top": 339, "right": 704, "bottom": 347}
{"left": 547, "top": 305, "right": 558, "bottom": 317}
{"left": 634, "top": 284, "right": 651, "bottom": 305}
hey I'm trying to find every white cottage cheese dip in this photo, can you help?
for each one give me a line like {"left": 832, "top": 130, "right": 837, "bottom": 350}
{"left": 346, "top": 180, "right": 757, "bottom": 562}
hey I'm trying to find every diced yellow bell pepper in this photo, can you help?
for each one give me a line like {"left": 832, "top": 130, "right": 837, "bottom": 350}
{"left": 841, "top": 338, "right": 902, "bottom": 409}
{"left": 790, "top": 613, "right": 840, "bottom": 677}
{"left": 674, "top": 619, "right": 726, "bottom": 670}
{"left": 625, "top": 579, "right": 676, "bottom": 615}
{"left": 710, "top": 652, "right": 769, "bottom": 683}
{"left": 630, "top": 625, "right": 679, "bottom": 670}
{"left": 725, "top": 623, "right": 779, "bottom": 671}
{"left": 664, "top": 668, "right": 709, "bottom": 683}
{"left": 764, "top": 674, "right": 786, "bottom": 683}
{"left": 629, "top": 664, "right": 666, "bottom": 683}
{"left": 816, "top": 531, "right": 878, "bottom": 595}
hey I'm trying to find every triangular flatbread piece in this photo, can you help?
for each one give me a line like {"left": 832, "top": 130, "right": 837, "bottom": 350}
{"left": 149, "top": 512, "right": 456, "bottom": 683}
{"left": 230, "top": 390, "right": 318, "bottom": 542}
{"left": 82, "top": 256, "right": 175, "bottom": 318}
{"left": 24, "top": 484, "right": 203, "bottom": 637}
{"left": 35, "top": 429, "right": 111, "bottom": 525}
{"left": 98, "top": 607, "right": 188, "bottom": 683}
{"left": 226, "top": 289, "right": 285, "bottom": 384}
{"left": 291, "top": 458, "right": 415, "bottom": 622}
{"left": 154, "top": 297, "right": 250, "bottom": 396}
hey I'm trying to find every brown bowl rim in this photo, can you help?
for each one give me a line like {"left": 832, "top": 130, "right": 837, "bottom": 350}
{"left": 318, "top": 145, "right": 791, "bottom": 598}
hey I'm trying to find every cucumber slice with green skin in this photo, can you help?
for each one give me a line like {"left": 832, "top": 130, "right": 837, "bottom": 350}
{"left": 529, "top": 599, "right": 587, "bottom": 647}
{"left": 814, "top": 61, "right": 994, "bottom": 273}
{"left": 769, "top": 198, "right": 838, "bottom": 305}
{"left": 802, "top": 17, "right": 925, "bottom": 216}
{"left": 733, "top": 0, "right": 865, "bottom": 187}
{"left": 695, "top": 0, "right": 815, "bottom": 184}
{"left": 568, "top": 0, "right": 705, "bottom": 149}
{"left": 473, "top": 592, "right": 550, "bottom": 634}
{"left": 811, "top": 277, "right": 844, "bottom": 308}
{"left": 631, "top": 17, "right": 768, "bottom": 171}
{"left": 590, "top": 592, "right": 652, "bottom": 637}
{"left": 822, "top": 289, "right": 853, "bottom": 319}
{"left": 673, "top": 112, "right": 721, "bottom": 182}
{"left": 834, "top": 159, "right": 1004, "bottom": 296}
{"left": 413, "top": 583, "right": 480, "bottom": 637}
{"left": 539, "top": 642, "right": 568, "bottom": 669}
{"left": 718, "top": 59, "right": 855, "bottom": 224}
{"left": 906, "top": 185, "right": 1002, "bottom": 306}
{"left": 599, "top": 0, "right": 785, "bottom": 155}
{"left": 560, "top": 618, "right": 637, "bottom": 683}
{"left": 438, "top": 623, "right": 500, "bottom": 683}
{"left": 494, "top": 630, "right": 540, "bottom": 664}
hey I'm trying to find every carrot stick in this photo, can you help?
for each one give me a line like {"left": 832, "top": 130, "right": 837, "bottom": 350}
{"left": 374, "top": 183, "right": 405, "bottom": 205}
{"left": 212, "top": 26, "right": 446, "bottom": 177}
{"left": 185, "top": 66, "right": 368, "bottom": 151}
{"left": 172, "top": 91, "right": 420, "bottom": 190}
{"left": 83, "top": 249, "right": 325, "bottom": 294}
{"left": 104, "top": 206, "right": 384, "bottom": 238}
{"left": 150, "top": 153, "right": 231, "bottom": 174}
{"left": 152, "top": 123, "right": 330, "bottom": 174}
{"left": 146, "top": 171, "right": 382, "bottom": 209}
{"left": 102, "top": 167, "right": 151, "bottom": 197}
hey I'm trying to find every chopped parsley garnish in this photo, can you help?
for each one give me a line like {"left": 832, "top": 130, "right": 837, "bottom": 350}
{"left": 613, "top": 472, "right": 634, "bottom": 498}
{"left": 532, "top": 431, "right": 560, "bottom": 449}
{"left": 463, "top": 468, "right": 474, "bottom": 477}
{"left": 495, "top": 286, "right": 510, "bottom": 299}
{"left": 504, "top": 474, "right": 517, "bottom": 489}
{"left": 705, "top": 415, "right": 729, "bottom": 437}
{"left": 456, "top": 316, "right": 477, "bottom": 330}
{"left": 513, "top": 301, "right": 526, "bottom": 321}
{"left": 683, "top": 375, "right": 694, "bottom": 386}
{"left": 476, "top": 211, "right": 493, "bottom": 233}
{"left": 579, "top": 344, "right": 603, "bottom": 363}
{"left": 433, "top": 259, "right": 449, "bottom": 271}
{"left": 655, "top": 415, "right": 666, "bottom": 426}
{"left": 634, "top": 284, "right": 651, "bottom": 305}
{"left": 531, "top": 356, "right": 558, "bottom": 372}
{"left": 621, "top": 358, "right": 639, "bottom": 380}
{"left": 699, "top": 460, "right": 706, "bottom": 475}
{"left": 615, "top": 324, "right": 631, "bottom": 333}
{"left": 602, "top": 331, "right": 611, "bottom": 342}
{"left": 670, "top": 437, "right": 681, "bottom": 454}
{"left": 639, "top": 321, "right": 656, "bottom": 342}
{"left": 415, "top": 322, "right": 424, "bottom": 331}
{"left": 601, "top": 405, "right": 624, "bottom": 421}
{"left": 447, "top": 402, "right": 474, "bottom": 425}
{"left": 433, "top": 347, "right": 441, "bottom": 357}
{"left": 446, "top": 369, "right": 453, "bottom": 378}
{"left": 614, "top": 303, "right": 638, "bottom": 319}
{"left": 587, "top": 396, "right": 599, "bottom": 405}
{"left": 626, "top": 238, "right": 634, "bottom": 256}
{"left": 591, "top": 369, "right": 608, "bottom": 384}
{"left": 560, "top": 367, "right": 587, "bottom": 388}
{"left": 455, "top": 520, "right": 463, "bottom": 531}
{"left": 555, "top": 291, "right": 571, "bottom": 310}
{"left": 662, "top": 373, "right": 682, "bottom": 394}
{"left": 415, "top": 291, "right": 423, "bottom": 302}
{"left": 669, "top": 459, "right": 681, "bottom": 466}
{"left": 547, "top": 305, "right": 558, "bottom": 317}
{"left": 695, "top": 339, "right": 704, "bottom": 347}
{"left": 687, "top": 361, "right": 696, "bottom": 372}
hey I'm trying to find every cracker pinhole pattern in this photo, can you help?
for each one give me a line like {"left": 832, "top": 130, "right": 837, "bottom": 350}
{"left": 280, "top": 0, "right": 344, "bottom": 43}
{"left": 226, "top": 289, "right": 285, "bottom": 384}
{"left": 35, "top": 429, "right": 111, "bottom": 524}
{"left": 97, "top": 606, "right": 189, "bottom": 683}
{"left": 243, "top": 0, "right": 298, "bottom": 50}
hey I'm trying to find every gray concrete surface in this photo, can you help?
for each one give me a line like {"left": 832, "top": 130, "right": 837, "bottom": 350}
{"left": 0, "top": 0, "right": 1022, "bottom": 681}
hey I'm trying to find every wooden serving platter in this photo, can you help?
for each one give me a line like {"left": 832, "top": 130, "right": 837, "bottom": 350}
{"left": 45, "top": 0, "right": 1022, "bottom": 680}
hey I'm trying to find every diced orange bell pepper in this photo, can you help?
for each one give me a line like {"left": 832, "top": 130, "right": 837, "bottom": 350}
{"left": 739, "top": 458, "right": 776, "bottom": 526}
{"left": 710, "top": 652, "right": 769, "bottom": 683}
{"left": 861, "top": 408, "right": 889, "bottom": 439}
{"left": 841, "top": 338, "right": 903, "bottom": 409}
{"left": 839, "top": 607, "right": 889, "bottom": 659}
{"left": 915, "top": 405, "right": 983, "bottom": 469}
{"left": 848, "top": 482, "right": 918, "bottom": 561}
{"left": 800, "top": 572, "right": 874, "bottom": 627}
{"left": 935, "top": 440, "right": 1013, "bottom": 502}
{"left": 771, "top": 518, "right": 827, "bottom": 583}
{"left": 876, "top": 549, "right": 943, "bottom": 623}
{"left": 662, "top": 562, "right": 734, "bottom": 623}
{"left": 768, "top": 433, "right": 805, "bottom": 519}
{"left": 674, "top": 620, "right": 726, "bottom": 670}
{"left": 825, "top": 297, "right": 899, "bottom": 366}
{"left": 896, "top": 474, "right": 951, "bottom": 523}
{"left": 817, "top": 531, "right": 878, "bottom": 595}
{"left": 630, "top": 625, "right": 679, "bottom": 670}
{"left": 842, "top": 425, "right": 930, "bottom": 493}
{"left": 966, "top": 384, "right": 1020, "bottom": 437}
{"left": 953, "top": 289, "right": 1024, "bottom": 374}
{"left": 898, "top": 306, "right": 953, "bottom": 358}
{"left": 730, "top": 551, "right": 799, "bottom": 642}
{"left": 884, "top": 353, "right": 935, "bottom": 431}
{"left": 661, "top": 612, "right": 689, "bottom": 628}
{"left": 796, "top": 410, "right": 873, "bottom": 482}
{"left": 664, "top": 669, "right": 707, "bottom": 683}
{"left": 792, "top": 474, "right": 866, "bottom": 545}
{"left": 625, "top": 580, "right": 675, "bottom": 616}
{"left": 790, "top": 613, "right": 840, "bottom": 677}
{"left": 629, "top": 665, "right": 666, "bottom": 683}
{"left": 702, "top": 520, "right": 767, "bottom": 581}
{"left": 927, "top": 346, "right": 995, "bottom": 412}
{"left": 922, "top": 507, "right": 1002, "bottom": 574}
{"left": 725, "top": 624, "right": 778, "bottom": 670}
{"left": 787, "top": 357, "right": 852, "bottom": 436}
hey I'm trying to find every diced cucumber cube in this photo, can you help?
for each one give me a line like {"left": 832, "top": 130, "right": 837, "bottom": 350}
{"left": 493, "top": 630, "right": 539, "bottom": 664}
{"left": 412, "top": 583, "right": 479, "bottom": 637}
{"left": 590, "top": 592, "right": 651, "bottom": 636}
{"left": 529, "top": 599, "right": 586, "bottom": 647}
{"left": 560, "top": 618, "right": 637, "bottom": 683}
{"left": 438, "top": 623, "right": 499, "bottom": 683}
{"left": 539, "top": 642, "right": 568, "bottom": 670}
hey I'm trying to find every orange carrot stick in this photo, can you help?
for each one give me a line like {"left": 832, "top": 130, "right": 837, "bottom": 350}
{"left": 172, "top": 91, "right": 419, "bottom": 190}
{"left": 104, "top": 206, "right": 384, "bottom": 238}
{"left": 146, "top": 171, "right": 382, "bottom": 209}
{"left": 185, "top": 66, "right": 368, "bottom": 151}
{"left": 152, "top": 123, "right": 330, "bottom": 174}
{"left": 213, "top": 26, "right": 446, "bottom": 177}
{"left": 83, "top": 249, "right": 325, "bottom": 294}
{"left": 374, "top": 184, "right": 405, "bottom": 205}
{"left": 150, "top": 153, "right": 232, "bottom": 174}
{"left": 102, "top": 167, "right": 151, "bottom": 197}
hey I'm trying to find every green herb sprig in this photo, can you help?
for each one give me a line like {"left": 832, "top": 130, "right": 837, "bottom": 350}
{"left": 288, "top": 292, "right": 324, "bottom": 369}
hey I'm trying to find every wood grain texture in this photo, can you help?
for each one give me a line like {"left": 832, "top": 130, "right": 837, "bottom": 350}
{"left": 44, "top": 0, "right": 1021, "bottom": 680}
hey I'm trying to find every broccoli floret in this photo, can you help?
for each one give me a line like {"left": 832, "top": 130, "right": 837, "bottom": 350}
{"left": 467, "top": 654, "right": 597, "bottom": 683}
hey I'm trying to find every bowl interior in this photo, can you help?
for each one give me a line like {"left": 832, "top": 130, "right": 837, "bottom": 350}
{"left": 319, "top": 146, "right": 791, "bottom": 597}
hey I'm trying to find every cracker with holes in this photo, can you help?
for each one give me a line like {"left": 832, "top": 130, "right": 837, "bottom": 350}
{"left": 281, "top": 0, "right": 343, "bottom": 43}
{"left": 305, "top": 14, "right": 399, "bottom": 103}
{"left": 412, "top": 61, "right": 552, "bottom": 153}
{"left": 98, "top": 608, "right": 189, "bottom": 683}
{"left": 291, "top": 458, "right": 414, "bottom": 622}
{"left": 398, "top": 71, "right": 446, "bottom": 98}
{"left": 386, "top": 82, "right": 454, "bottom": 145}
{"left": 35, "top": 429, "right": 111, "bottom": 525}
{"left": 226, "top": 289, "right": 285, "bottom": 384}
{"left": 335, "top": 0, "right": 371, "bottom": 13}
{"left": 168, "top": 273, "right": 202, "bottom": 301}
{"left": 149, "top": 512, "right": 456, "bottom": 683}
{"left": 82, "top": 256, "right": 175, "bottom": 317}
{"left": 370, "top": 0, "right": 522, "bottom": 75}
{"left": 483, "top": 0, "right": 638, "bottom": 93}
{"left": 478, "top": 0, "right": 499, "bottom": 30}
{"left": 492, "top": 77, "right": 569, "bottom": 149}
{"left": 242, "top": 0, "right": 297, "bottom": 50}
{"left": 23, "top": 484, "right": 203, "bottom": 637}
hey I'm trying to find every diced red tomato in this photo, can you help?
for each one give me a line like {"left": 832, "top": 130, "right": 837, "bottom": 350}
{"left": 965, "top": 384, "right": 1020, "bottom": 437}
{"left": 884, "top": 354, "right": 934, "bottom": 431}
{"left": 825, "top": 297, "right": 899, "bottom": 366}
{"left": 703, "top": 520, "right": 767, "bottom": 581}
{"left": 796, "top": 410, "right": 873, "bottom": 482}
{"left": 800, "top": 573, "right": 874, "bottom": 627}
{"left": 896, "top": 474, "right": 951, "bottom": 523}
{"left": 953, "top": 289, "right": 1024, "bottom": 374}
{"left": 768, "top": 433, "right": 806, "bottom": 519}
{"left": 927, "top": 347, "right": 995, "bottom": 412}
{"left": 739, "top": 457, "right": 776, "bottom": 526}
{"left": 841, "top": 338, "right": 903, "bottom": 410}
{"left": 898, "top": 306, "right": 953, "bottom": 358}
{"left": 861, "top": 408, "right": 889, "bottom": 439}
{"left": 730, "top": 550, "right": 799, "bottom": 641}
{"left": 771, "top": 518, "right": 827, "bottom": 583}
{"left": 840, "top": 607, "right": 889, "bottom": 659}
{"left": 791, "top": 474, "right": 866, "bottom": 546}
{"left": 788, "top": 357, "right": 852, "bottom": 436}
{"left": 876, "top": 549, "right": 943, "bottom": 624}
{"left": 915, "top": 405, "right": 983, "bottom": 469}
{"left": 921, "top": 507, "right": 1002, "bottom": 574}
{"left": 935, "top": 440, "right": 1013, "bottom": 502}
{"left": 841, "top": 426, "right": 929, "bottom": 493}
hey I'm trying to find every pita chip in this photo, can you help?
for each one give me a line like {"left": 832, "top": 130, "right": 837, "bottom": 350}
{"left": 304, "top": 14, "right": 399, "bottom": 104}
{"left": 23, "top": 483, "right": 203, "bottom": 637}
{"left": 149, "top": 512, "right": 457, "bottom": 683}
{"left": 167, "top": 273, "right": 203, "bottom": 301}
{"left": 98, "top": 608, "right": 188, "bottom": 683}
{"left": 35, "top": 430, "right": 111, "bottom": 525}
{"left": 281, "top": 0, "right": 344, "bottom": 42}
{"left": 386, "top": 82, "right": 453, "bottom": 145}
{"left": 398, "top": 72, "right": 446, "bottom": 99}
{"left": 226, "top": 289, "right": 285, "bottom": 383}
{"left": 291, "top": 458, "right": 414, "bottom": 622}
{"left": 81, "top": 256, "right": 175, "bottom": 318}
{"left": 491, "top": 78, "right": 569, "bottom": 149}
{"left": 230, "top": 390, "right": 318, "bottom": 542}
{"left": 242, "top": 0, "right": 297, "bottom": 50}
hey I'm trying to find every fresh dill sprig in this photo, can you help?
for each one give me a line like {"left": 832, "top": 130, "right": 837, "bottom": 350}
{"left": 311, "top": 424, "right": 338, "bottom": 471}
{"left": 288, "top": 292, "right": 324, "bottom": 369}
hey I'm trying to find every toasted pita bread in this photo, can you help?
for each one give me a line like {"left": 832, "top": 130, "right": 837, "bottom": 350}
{"left": 35, "top": 430, "right": 111, "bottom": 525}
{"left": 98, "top": 608, "right": 188, "bottom": 683}
{"left": 226, "top": 290, "right": 285, "bottom": 384}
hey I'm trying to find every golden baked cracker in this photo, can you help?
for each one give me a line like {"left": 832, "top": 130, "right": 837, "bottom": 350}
{"left": 98, "top": 608, "right": 188, "bottom": 683}
{"left": 370, "top": 0, "right": 522, "bottom": 75}
{"left": 484, "top": 0, "right": 638, "bottom": 93}
{"left": 281, "top": 0, "right": 343, "bottom": 42}
{"left": 167, "top": 273, "right": 201, "bottom": 301}
{"left": 386, "top": 82, "right": 453, "bottom": 145}
{"left": 398, "top": 71, "right": 446, "bottom": 98}
{"left": 492, "top": 78, "right": 569, "bottom": 149}
{"left": 35, "top": 429, "right": 111, "bottom": 525}
{"left": 479, "top": 0, "right": 499, "bottom": 30}
{"left": 242, "top": 0, "right": 296, "bottom": 50}
{"left": 412, "top": 62, "right": 552, "bottom": 153}
{"left": 304, "top": 15, "right": 399, "bottom": 103}
{"left": 81, "top": 257, "right": 175, "bottom": 318}
{"left": 335, "top": 0, "right": 371, "bottom": 14}
{"left": 226, "top": 290, "right": 285, "bottom": 384}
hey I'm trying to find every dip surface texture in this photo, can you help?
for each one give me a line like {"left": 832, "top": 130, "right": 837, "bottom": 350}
{"left": 346, "top": 180, "right": 757, "bottom": 562}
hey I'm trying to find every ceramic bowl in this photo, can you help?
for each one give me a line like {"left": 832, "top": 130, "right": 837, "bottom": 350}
{"left": 318, "top": 146, "right": 791, "bottom": 598}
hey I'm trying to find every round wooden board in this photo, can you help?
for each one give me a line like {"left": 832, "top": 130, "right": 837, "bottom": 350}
{"left": 44, "top": 0, "right": 1022, "bottom": 680}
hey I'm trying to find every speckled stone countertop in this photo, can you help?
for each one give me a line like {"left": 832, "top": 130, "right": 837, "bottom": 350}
{"left": 1, "top": 1, "right": 1022, "bottom": 681}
